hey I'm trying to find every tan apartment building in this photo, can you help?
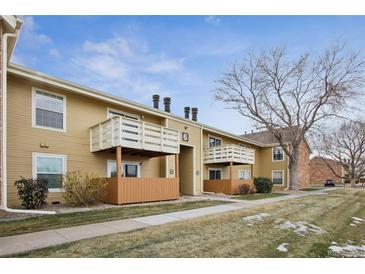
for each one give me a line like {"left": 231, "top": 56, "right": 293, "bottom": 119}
{"left": 0, "top": 16, "right": 311, "bottom": 208}
{"left": 242, "top": 129, "right": 311, "bottom": 189}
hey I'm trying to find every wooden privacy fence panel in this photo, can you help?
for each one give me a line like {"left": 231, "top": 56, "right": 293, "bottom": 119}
{"left": 204, "top": 144, "right": 255, "bottom": 165}
{"left": 204, "top": 179, "right": 253, "bottom": 195}
{"left": 90, "top": 116, "right": 180, "bottom": 154}
{"left": 102, "top": 177, "right": 179, "bottom": 205}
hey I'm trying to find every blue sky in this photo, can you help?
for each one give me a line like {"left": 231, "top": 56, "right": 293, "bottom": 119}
{"left": 12, "top": 16, "right": 365, "bottom": 134}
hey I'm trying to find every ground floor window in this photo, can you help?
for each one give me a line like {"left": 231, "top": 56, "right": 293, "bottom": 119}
{"left": 107, "top": 160, "right": 140, "bottom": 177}
{"left": 272, "top": 170, "right": 284, "bottom": 185}
{"left": 209, "top": 169, "right": 222, "bottom": 180}
{"left": 239, "top": 170, "right": 251, "bottom": 180}
{"left": 33, "top": 153, "right": 66, "bottom": 190}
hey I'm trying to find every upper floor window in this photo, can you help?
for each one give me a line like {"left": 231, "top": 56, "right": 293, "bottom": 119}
{"left": 209, "top": 136, "right": 222, "bottom": 147}
{"left": 33, "top": 89, "right": 66, "bottom": 131}
{"left": 272, "top": 146, "right": 284, "bottom": 161}
{"left": 107, "top": 108, "right": 140, "bottom": 120}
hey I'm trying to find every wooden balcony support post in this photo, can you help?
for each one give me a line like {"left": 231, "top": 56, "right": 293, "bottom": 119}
{"left": 116, "top": 146, "right": 122, "bottom": 182}
{"left": 251, "top": 163, "right": 254, "bottom": 181}
{"left": 175, "top": 154, "right": 179, "bottom": 179}
{"left": 230, "top": 161, "right": 233, "bottom": 181}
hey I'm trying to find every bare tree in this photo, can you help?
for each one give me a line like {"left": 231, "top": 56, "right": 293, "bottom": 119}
{"left": 215, "top": 42, "right": 365, "bottom": 190}
{"left": 315, "top": 120, "right": 365, "bottom": 187}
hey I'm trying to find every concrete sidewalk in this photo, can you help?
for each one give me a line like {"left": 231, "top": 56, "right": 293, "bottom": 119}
{"left": 0, "top": 190, "right": 329, "bottom": 257}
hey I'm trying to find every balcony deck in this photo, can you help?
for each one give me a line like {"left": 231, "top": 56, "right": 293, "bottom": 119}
{"left": 90, "top": 116, "right": 180, "bottom": 155}
{"left": 204, "top": 144, "right": 255, "bottom": 165}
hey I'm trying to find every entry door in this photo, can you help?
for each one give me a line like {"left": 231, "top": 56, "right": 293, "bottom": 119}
{"left": 178, "top": 145, "right": 194, "bottom": 195}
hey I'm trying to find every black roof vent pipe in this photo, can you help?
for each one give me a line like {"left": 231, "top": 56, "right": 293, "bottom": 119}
{"left": 152, "top": 94, "right": 160, "bottom": 109}
{"left": 163, "top": 97, "right": 171, "bottom": 113}
{"left": 184, "top": 107, "right": 190, "bottom": 119}
{"left": 191, "top": 107, "right": 198, "bottom": 121}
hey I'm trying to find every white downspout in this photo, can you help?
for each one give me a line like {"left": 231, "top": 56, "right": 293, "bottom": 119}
{"left": 1, "top": 31, "right": 55, "bottom": 215}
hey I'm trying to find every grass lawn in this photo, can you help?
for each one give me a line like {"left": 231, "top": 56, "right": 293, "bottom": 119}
{"left": 13, "top": 189, "right": 365, "bottom": 258}
{"left": 300, "top": 188, "right": 324, "bottom": 192}
{"left": 232, "top": 193, "right": 287, "bottom": 200}
{"left": 0, "top": 200, "right": 228, "bottom": 237}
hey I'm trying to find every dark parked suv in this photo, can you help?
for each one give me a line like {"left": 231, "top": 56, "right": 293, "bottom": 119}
{"left": 324, "top": 179, "right": 336, "bottom": 187}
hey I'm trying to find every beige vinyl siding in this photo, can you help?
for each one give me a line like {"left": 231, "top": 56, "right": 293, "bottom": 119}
{"left": 6, "top": 75, "right": 164, "bottom": 206}
{"left": 255, "top": 146, "right": 288, "bottom": 188}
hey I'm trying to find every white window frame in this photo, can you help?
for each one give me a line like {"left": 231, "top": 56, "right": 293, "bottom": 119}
{"left": 32, "top": 152, "right": 67, "bottom": 192}
{"left": 272, "top": 146, "right": 284, "bottom": 162}
{"left": 208, "top": 135, "right": 223, "bottom": 148}
{"left": 32, "top": 87, "right": 67, "bottom": 132}
{"left": 238, "top": 170, "right": 251, "bottom": 180}
{"left": 208, "top": 168, "right": 223, "bottom": 180}
{"left": 107, "top": 160, "right": 141, "bottom": 178}
{"left": 272, "top": 170, "right": 285, "bottom": 185}
{"left": 107, "top": 107, "right": 140, "bottom": 120}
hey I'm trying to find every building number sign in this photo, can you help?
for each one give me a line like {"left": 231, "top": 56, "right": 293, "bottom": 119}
{"left": 182, "top": 132, "right": 189, "bottom": 142}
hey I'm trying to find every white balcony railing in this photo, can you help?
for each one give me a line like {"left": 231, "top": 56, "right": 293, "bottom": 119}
{"left": 204, "top": 144, "right": 255, "bottom": 164}
{"left": 90, "top": 116, "right": 180, "bottom": 154}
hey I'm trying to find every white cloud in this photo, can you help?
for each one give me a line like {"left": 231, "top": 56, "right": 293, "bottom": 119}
{"left": 65, "top": 35, "right": 190, "bottom": 101}
{"left": 72, "top": 55, "right": 128, "bottom": 80}
{"left": 49, "top": 48, "right": 60, "bottom": 58}
{"left": 205, "top": 16, "right": 221, "bottom": 26}
{"left": 146, "top": 59, "right": 183, "bottom": 73}
{"left": 11, "top": 16, "right": 56, "bottom": 66}
{"left": 20, "top": 16, "right": 53, "bottom": 45}
{"left": 83, "top": 37, "right": 132, "bottom": 57}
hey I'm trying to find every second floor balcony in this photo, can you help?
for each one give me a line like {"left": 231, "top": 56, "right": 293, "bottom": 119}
{"left": 90, "top": 116, "right": 180, "bottom": 155}
{"left": 204, "top": 144, "right": 255, "bottom": 165}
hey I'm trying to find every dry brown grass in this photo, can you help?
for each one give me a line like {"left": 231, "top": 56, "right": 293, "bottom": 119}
{"left": 14, "top": 189, "right": 365, "bottom": 258}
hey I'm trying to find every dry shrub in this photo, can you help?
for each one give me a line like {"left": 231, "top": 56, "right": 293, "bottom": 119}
{"left": 14, "top": 178, "right": 49, "bottom": 209}
{"left": 63, "top": 171, "right": 107, "bottom": 207}
{"left": 239, "top": 183, "right": 256, "bottom": 195}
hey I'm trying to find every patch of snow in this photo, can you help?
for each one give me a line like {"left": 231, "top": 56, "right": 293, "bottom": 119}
{"left": 350, "top": 217, "right": 364, "bottom": 227}
{"left": 242, "top": 213, "right": 270, "bottom": 223}
{"left": 328, "top": 242, "right": 365, "bottom": 258}
{"left": 276, "top": 243, "right": 289, "bottom": 252}
{"left": 277, "top": 221, "right": 326, "bottom": 236}
{"left": 352, "top": 217, "right": 364, "bottom": 222}
{"left": 331, "top": 241, "right": 338, "bottom": 245}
